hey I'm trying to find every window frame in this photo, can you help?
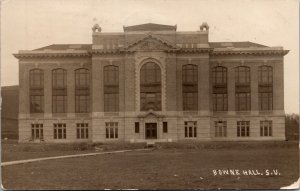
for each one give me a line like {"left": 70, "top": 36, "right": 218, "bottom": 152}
{"left": 76, "top": 123, "right": 89, "bottom": 139}
{"left": 52, "top": 69, "right": 67, "bottom": 113}
{"left": 258, "top": 66, "right": 273, "bottom": 111}
{"left": 53, "top": 123, "right": 67, "bottom": 139}
{"left": 235, "top": 66, "right": 251, "bottom": 111}
{"left": 184, "top": 121, "right": 197, "bottom": 138}
{"left": 140, "top": 62, "right": 162, "bottom": 111}
{"left": 260, "top": 120, "right": 272, "bottom": 136}
{"left": 75, "top": 68, "right": 90, "bottom": 113}
{"left": 214, "top": 121, "right": 227, "bottom": 137}
{"left": 237, "top": 121, "right": 250, "bottom": 137}
{"left": 29, "top": 69, "right": 44, "bottom": 113}
{"left": 182, "top": 64, "right": 198, "bottom": 111}
{"left": 104, "top": 65, "right": 119, "bottom": 112}
{"left": 212, "top": 66, "right": 228, "bottom": 111}
{"left": 31, "top": 123, "right": 44, "bottom": 140}
{"left": 105, "top": 122, "right": 118, "bottom": 139}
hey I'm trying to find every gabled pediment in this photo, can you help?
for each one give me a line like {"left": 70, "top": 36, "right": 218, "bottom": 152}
{"left": 125, "top": 35, "right": 178, "bottom": 52}
{"left": 137, "top": 110, "right": 164, "bottom": 119}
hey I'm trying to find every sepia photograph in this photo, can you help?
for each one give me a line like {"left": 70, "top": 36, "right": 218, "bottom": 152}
{"left": 1, "top": 0, "right": 299, "bottom": 190}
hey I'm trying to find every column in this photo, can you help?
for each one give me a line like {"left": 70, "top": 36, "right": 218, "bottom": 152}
{"left": 197, "top": 58, "right": 210, "bottom": 114}
{"left": 44, "top": 68, "right": 52, "bottom": 117}
{"left": 251, "top": 64, "right": 259, "bottom": 114}
{"left": 91, "top": 58, "right": 103, "bottom": 113}
{"left": 19, "top": 64, "right": 29, "bottom": 116}
{"left": 273, "top": 60, "right": 284, "bottom": 113}
{"left": 227, "top": 66, "right": 235, "bottom": 114}
{"left": 166, "top": 56, "right": 177, "bottom": 112}
{"left": 67, "top": 67, "right": 75, "bottom": 116}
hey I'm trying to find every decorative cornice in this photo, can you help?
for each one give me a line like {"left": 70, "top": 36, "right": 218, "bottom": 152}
{"left": 13, "top": 52, "right": 90, "bottom": 59}
{"left": 211, "top": 49, "right": 289, "bottom": 56}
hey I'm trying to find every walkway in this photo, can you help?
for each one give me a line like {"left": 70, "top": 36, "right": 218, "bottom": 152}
{"left": 1, "top": 148, "right": 152, "bottom": 167}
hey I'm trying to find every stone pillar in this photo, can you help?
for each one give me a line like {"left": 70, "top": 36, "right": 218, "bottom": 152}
{"left": 117, "top": 60, "right": 125, "bottom": 112}
{"left": 227, "top": 66, "right": 235, "bottom": 114}
{"left": 44, "top": 68, "right": 52, "bottom": 117}
{"left": 251, "top": 64, "right": 259, "bottom": 114}
{"left": 196, "top": 58, "right": 210, "bottom": 114}
{"left": 273, "top": 60, "right": 284, "bottom": 113}
{"left": 19, "top": 63, "right": 29, "bottom": 116}
{"left": 124, "top": 56, "right": 136, "bottom": 112}
{"left": 176, "top": 59, "right": 186, "bottom": 111}
{"left": 67, "top": 67, "right": 75, "bottom": 116}
{"left": 166, "top": 56, "right": 177, "bottom": 112}
{"left": 91, "top": 58, "right": 103, "bottom": 113}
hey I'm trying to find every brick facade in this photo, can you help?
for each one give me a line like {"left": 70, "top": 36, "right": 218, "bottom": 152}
{"left": 14, "top": 23, "right": 288, "bottom": 143}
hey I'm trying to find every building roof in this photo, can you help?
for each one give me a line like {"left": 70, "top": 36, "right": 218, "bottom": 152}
{"left": 209, "top": 41, "right": 268, "bottom": 48}
{"left": 123, "top": 23, "right": 177, "bottom": 32}
{"left": 34, "top": 44, "right": 92, "bottom": 51}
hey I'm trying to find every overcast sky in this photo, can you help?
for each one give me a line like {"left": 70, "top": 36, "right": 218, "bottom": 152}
{"left": 1, "top": 0, "right": 299, "bottom": 113}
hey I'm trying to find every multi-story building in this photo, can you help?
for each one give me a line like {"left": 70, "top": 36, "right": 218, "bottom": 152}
{"left": 14, "top": 23, "right": 288, "bottom": 143}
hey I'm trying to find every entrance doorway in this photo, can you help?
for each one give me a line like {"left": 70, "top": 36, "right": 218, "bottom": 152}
{"left": 145, "top": 123, "right": 157, "bottom": 139}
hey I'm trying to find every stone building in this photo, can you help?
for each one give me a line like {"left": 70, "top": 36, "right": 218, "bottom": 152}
{"left": 14, "top": 23, "right": 288, "bottom": 143}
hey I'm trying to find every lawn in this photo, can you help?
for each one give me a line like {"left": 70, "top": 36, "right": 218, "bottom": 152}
{"left": 1, "top": 141, "right": 299, "bottom": 190}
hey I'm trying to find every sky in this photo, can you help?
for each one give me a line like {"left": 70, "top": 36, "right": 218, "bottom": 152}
{"left": 1, "top": 0, "right": 299, "bottom": 113}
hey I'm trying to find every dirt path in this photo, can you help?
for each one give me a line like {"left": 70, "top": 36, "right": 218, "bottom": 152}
{"left": 1, "top": 148, "right": 152, "bottom": 167}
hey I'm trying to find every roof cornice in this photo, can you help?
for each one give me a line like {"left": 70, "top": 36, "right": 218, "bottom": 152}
{"left": 211, "top": 49, "right": 289, "bottom": 56}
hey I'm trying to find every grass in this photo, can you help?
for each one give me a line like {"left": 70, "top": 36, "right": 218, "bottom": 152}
{"left": 1, "top": 140, "right": 146, "bottom": 162}
{"left": 1, "top": 141, "right": 299, "bottom": 190}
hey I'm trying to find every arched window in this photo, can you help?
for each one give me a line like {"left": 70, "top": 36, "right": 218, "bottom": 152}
{"left": 182, "top": 64, "right": 198, "bottom": 111}
{"left": 140, "top": 62, "right": 161, "bottom": 111}
{"left": 29, "top": 69, "right": 44, "bottom": 113}
{"left": 212, "top": 66, "right": 228, "bottom": 111}
{"left": 258, "top": 66, "right": 273, "bottom": 110}
{"left": 104, "top": 65, "right": 119, "bottom": 112}
{"left": 52, "top": 68, "right": 67, "bottom": 113}
{"left": 235, "top": 66, "right": 251, "bottom": 111}
{"left": 75, "top": 68, "right": 90, "bottom": 113}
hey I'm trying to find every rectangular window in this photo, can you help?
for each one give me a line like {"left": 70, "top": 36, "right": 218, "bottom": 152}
{"left": 184, "top": 121, "right": 197, "bottom": 138}
{"left": 104, "top": 66, "right": 119, "bottom": 112}
{"left": 214, "top": 121, "right": 227, "bottom": 137}
{"left": 30, "top": 69, "right": 44, "bottom": 113}
{"left": 260, "top": 121, "right": 272, "bottom": 136}
{"left": 76, "top": 123, "right": 89, "bottom": 139}
{"left": 105, "top": 122, "right": 118, "bottom": 139}
{"left": 53, "top": 123, "right": 67, "bottom": 139}
{"left": 52, "top": 69, "right": 67, "bottom": 113}
{"left": 163, "top": 122, "right": 168, "bottom": 133}
{"left": 135, "top": 122, "right": 140, "bottom": 133}
{"left": 235, "top": 66, "right": 251, "bottom": 111}
{"left": 212, "top": 66, "right": 228, "bottom": 111}
{"left": 31, "top": 123, "right": 43, "bottom": 140}
{"left": 75, "top": 69, "right": 90, "bottom": 113}
{"left": 235, "top": 93, "right": 251, "bottom": 111}
{"left": 258, "top": 66, "right": 273, "bottom": 111}
{"left": 182, "top": 64, "right": 198, "bottom": 111}
{"left": 237, "top": 121, "right": 250, "bottom": 137}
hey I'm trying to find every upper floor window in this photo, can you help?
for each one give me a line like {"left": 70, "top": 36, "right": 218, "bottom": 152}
{"left": 182, "top": 64, "right": 198, "bottom": 111}
{"left": 235, "top": 66, "right": 251, "bottom": 111}
{"left": 258, "top": 66, "right": 273, "bottom": 111}
{"left": 29, "top": 69, "right": 44, "bottom": 113}
{"left": 52, "top": 69, "right": 67, "bottom": 113}
{"left": 75, "top": 69, "right": 90, "bottom": 113}
{"left": 140, "top": 62, "right": 161, "bottom": 111}
{"left": 104, "top": 65, "right": 119, "bottom": 112}
{"left": 212, "top": 66, "right": 227, "bottom": 111}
